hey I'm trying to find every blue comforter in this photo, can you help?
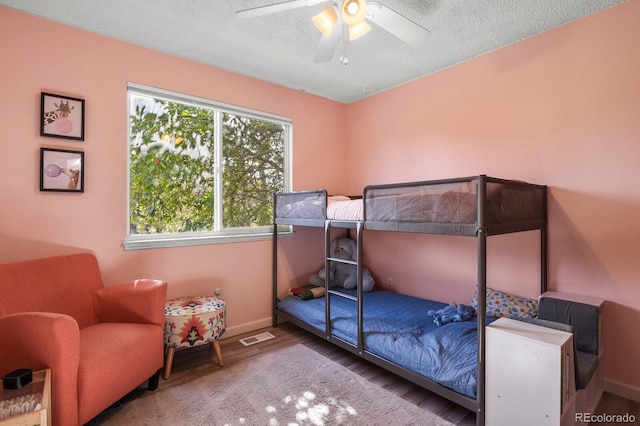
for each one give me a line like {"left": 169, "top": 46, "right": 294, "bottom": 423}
{"left": 277, "top": 289, "right": 494, "bottom": 399}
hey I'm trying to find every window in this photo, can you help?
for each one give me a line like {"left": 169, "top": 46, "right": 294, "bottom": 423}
{"left": 124, "top": 83, "right": 291, "bottom": 250}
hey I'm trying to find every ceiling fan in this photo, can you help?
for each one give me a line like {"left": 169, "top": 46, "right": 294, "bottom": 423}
{"left": 236, "top": 0, "right": 430, "bottom": 64}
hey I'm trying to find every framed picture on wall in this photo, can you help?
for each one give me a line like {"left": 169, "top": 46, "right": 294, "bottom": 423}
{"left": 40, "top": 147, "right": 85, "bottom": 192}
{"left": 40, "top": 92, "right": 85, "bottom": 141}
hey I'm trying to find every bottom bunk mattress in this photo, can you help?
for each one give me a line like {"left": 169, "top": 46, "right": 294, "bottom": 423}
{"left": 277, "top": 289, "right": 495, "bottom": 399}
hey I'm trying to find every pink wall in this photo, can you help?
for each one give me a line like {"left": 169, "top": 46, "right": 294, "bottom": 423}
{"left": 2, "top": 0, "right": 639, "bottom": 395}
{"left": 346, "top": 0, "right": 640, "bottom": 391}
{"left": 0, "top": 7, "right": 346, "bottom": 335}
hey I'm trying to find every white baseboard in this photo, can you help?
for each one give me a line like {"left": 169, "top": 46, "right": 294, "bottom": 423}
{"left": 605, "top": 379, "right": 640, "bottom": 403}
{"left": 220, "top": 317, "right": 273, "bottom": 340}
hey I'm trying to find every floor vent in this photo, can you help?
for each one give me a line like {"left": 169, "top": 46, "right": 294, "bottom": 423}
{"left": 239, "top": 332, "right": 276, "bottom": 346}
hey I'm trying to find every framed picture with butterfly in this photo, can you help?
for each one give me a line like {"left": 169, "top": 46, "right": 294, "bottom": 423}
{"left": 40, "top": 92, "right": 85, "bottom": 141}
{"left": 40, "top": 147, "right": 84, "bottom": 192}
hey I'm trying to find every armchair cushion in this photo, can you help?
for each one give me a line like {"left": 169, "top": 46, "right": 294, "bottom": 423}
{"left": 77, "top": 322, "right": 164, "bottom": 424}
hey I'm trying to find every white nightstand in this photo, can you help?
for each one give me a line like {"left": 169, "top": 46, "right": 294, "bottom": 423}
{"left": 486, "top": 317, "right": 575, "bottom": 426}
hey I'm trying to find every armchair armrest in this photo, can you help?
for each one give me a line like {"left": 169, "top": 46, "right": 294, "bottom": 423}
{"left": 0, "top": 312, "right": 80, "bottom": 374}
{"left": 0, "top": 312, "right": 81, "bottom": 426}
{"left": 95, "top": 279, "right": 168, "bottom": 326}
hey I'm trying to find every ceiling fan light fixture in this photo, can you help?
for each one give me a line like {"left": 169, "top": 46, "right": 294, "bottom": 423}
{"left": 312, "top": 7, "right": 338, "bottom": 37}
{"left": 342, "top": 0, "right": 367, "bottom": 26}
{"left": 348, "top": 20, "right": 371, "bottom": 40}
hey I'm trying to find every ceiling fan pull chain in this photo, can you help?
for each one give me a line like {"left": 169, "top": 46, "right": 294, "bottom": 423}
{"left": 340, "top": 21, "right": 349, "bottom": 65}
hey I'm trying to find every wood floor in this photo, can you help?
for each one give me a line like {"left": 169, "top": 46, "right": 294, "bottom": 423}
{"left": 111, "top": 322, "right": 639, "bottom": 426}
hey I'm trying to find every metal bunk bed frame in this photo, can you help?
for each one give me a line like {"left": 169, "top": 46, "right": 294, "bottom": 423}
{"left": 272, "top": 175, "right": 548, "bottom": 426}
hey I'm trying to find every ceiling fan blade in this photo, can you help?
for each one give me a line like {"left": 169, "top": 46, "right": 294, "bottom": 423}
{"left": 314, "top": 23, "right": 340, "bottom": 63}
{"left": 237, "top": 0, "right": 327, "bottom": 19}
{"left": 365, "top": 2, "right": 430, "bottom": 46}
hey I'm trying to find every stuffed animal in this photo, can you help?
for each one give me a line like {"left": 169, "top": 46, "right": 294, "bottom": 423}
{"left": 308, "top": 237, "right": 375, "bottom": 292}
{"left": 427, "top": 302, "right": 475, "bottom": 326}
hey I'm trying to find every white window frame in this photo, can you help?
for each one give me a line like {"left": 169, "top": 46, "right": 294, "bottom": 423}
{"left": 124, "top": 83, "right": 292, "bottom": 250}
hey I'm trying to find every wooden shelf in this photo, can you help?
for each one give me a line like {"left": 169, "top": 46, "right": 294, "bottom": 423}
{"left": 0, "top": 369, "right": 50, "bottom": 426}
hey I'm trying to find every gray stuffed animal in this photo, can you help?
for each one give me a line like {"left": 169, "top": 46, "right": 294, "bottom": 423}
{"left": 308, "top": 237, "right": 375, "bottom": 292}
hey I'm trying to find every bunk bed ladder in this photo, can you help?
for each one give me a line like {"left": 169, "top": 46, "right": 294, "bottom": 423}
{"left": 323, "top": 219, "right": 365, "bottom": 355}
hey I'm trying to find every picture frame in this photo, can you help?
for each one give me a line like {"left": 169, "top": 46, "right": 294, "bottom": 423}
{"left": 40, "top": 148, "right": 85, "bottom": 192}
{"left": 40, "top": 92, "right": 85, "bottom": 141}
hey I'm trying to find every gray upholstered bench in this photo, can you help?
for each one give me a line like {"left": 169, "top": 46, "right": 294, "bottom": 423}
{"left": 537, "top": 292, "right": 605, "bottom": 414}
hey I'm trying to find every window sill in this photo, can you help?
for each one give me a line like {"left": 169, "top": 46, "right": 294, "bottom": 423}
{"left": 123, "top": 229, "right": 293, "bottom": 250}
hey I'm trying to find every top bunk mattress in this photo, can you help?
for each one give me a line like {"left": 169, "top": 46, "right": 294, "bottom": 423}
{"left": 274, "top": 176, "right": 546, "bottom": 234}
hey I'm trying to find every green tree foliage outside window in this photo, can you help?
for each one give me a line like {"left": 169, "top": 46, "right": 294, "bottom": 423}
{"left": 128, "top": 90, "right": 288, "bottom": 239}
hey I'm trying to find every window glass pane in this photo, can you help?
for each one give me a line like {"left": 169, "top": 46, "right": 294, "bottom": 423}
{"left": 129, "top": 94, "right": 215, "bottom": 234}
{"left": 126, "top": 85, "right": 291, "bottom": 248}
{"left": 222, "top": 113, "right": 285, "bottom": 229}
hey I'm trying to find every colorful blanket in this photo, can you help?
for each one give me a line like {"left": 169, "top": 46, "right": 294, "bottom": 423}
{"left": 288, "top": 285, "right": 325, "bottom": 300}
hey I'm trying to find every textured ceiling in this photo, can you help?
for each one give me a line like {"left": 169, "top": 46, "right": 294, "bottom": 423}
{"left": 0, "top": 0, "right": 625, "bottom": 103}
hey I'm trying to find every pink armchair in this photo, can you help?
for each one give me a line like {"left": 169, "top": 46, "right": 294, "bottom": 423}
{"left": 0, "top": 253, "right": 167, "bottom": 425}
